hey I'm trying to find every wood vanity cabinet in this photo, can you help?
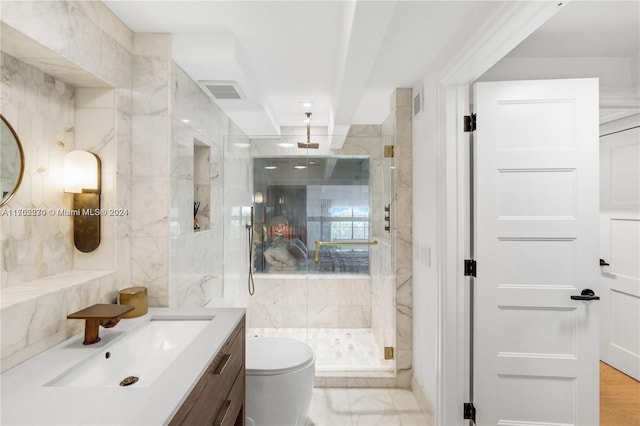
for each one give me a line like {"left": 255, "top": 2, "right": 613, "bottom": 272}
{"left": 170, "top": 316, "right": 245, "bottom": 426}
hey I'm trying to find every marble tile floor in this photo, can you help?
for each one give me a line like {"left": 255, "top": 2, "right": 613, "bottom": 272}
{"left": 306, "top": 388, "right": 432, "bottom": 426}
{"left": 247, "top": 328, "right": 394, "bottom": 372}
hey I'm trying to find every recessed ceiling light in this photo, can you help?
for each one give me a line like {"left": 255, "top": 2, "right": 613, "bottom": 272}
{"left": 301, "top": 101, "right": 313, "bottom": 108}
{"left": 264, "top": 166, "right": 278, "bottom": 170}
{"left": 234, "top": 143, "right": 251, "bottom": 148}
{"left": 293, "top": 165, "right": 307, "bottom": 170}
{"left": 309, "top": 161, "right": 316, "bottom": 165}
{"left": 277, "top": 142, "right": 295, "bottom": 148}
{"left": 181, "top": 118, "right": 190, "bottom": 123}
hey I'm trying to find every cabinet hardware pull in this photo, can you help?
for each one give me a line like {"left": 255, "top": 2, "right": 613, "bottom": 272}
{"left": 213, "top": 400, "right": 231, "bottom": 426}
{"left": 212, "top": 353, "right": 231, "bottom": 375}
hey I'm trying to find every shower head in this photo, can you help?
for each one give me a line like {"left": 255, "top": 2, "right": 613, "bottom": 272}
{"left": 298, "top": 112, "right": 319, "bottom": 149}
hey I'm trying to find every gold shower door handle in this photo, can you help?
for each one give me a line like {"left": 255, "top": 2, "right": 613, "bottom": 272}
{"left": 314, "top": 240, "right": 378, "bottom": 264}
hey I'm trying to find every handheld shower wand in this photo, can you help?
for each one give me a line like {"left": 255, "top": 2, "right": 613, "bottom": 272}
{"left": 246, "top": 206, "right": 255, "bottom": 295}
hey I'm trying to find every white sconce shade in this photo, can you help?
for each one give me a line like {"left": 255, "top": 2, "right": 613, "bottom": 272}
{"left": 253, "top": 191, "right": 264, "bottom": 204}
{"left": 64, "top": 150, "right": 100, "bottom": 193}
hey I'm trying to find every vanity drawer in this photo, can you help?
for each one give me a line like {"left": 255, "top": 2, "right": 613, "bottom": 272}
{"left": 214, "top": 368, "right": 245, "bottom": 426}
{"left": 170, "top": 317, "right": 245, "bottom": 426}
{"left": 206, "top": 320, "right": 244, "bottom": 390}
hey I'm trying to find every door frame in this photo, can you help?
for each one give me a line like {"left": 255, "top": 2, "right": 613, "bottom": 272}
{"left": 431, "top": 2, "right": 568, "bottom": 424}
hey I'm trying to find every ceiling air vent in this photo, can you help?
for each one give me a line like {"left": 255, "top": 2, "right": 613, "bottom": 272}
{"left": 199, "top": 80, "right": 246, "bottom": 100}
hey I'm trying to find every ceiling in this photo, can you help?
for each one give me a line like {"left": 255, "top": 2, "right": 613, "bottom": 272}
{"left": 103, "top": 1, "right": 639, "bottom": 137}
{"left": 507, "top": 1, "right": 639, "bottom": 58}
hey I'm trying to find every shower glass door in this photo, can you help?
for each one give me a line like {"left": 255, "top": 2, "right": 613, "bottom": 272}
{"left": 247, "top": 133, "right": 394, "bottom": 374}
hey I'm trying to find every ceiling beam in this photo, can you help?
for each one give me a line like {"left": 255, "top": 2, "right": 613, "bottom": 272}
{"left": 328, "top": 0, "right": 398, "bottom": 149}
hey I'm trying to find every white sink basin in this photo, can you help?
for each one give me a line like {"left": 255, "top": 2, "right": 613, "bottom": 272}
{"left": 47, "top": 318, "right": 212, "bottom": 388}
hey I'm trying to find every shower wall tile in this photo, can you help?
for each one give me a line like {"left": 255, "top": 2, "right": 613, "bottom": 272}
{"left": 337, "top": 305, "right": 370, "bottom": 327}
{"left": 281, "top": 305, "right": 308, "bottom": 328}
{"left": 170, "top": 62, "right": 250, "bottom": 308}
{"left": 248, "top": 276, "right": 371, "bottom": 328}
{"left": 390, "top": 89, "right": 413, "bottom": 372}
{"left": 281, "top": 279, "right": 308, "bottom": 305}
{"left": 307, "top": 305, "right": 340, "bottom": 328}
{"left": 247, "top": 303, "right": 283, "bottom": 329}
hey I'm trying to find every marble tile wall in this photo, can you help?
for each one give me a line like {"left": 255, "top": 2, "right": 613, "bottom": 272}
{"left": 170, "top": 62, "right": 250, "bottom": 308}
{"left": 389, "top": 88, "right": 414, "bottom": 387}
{"left": 0, "top": 1, "right": 132, "bottom": 89}
{"left": 0, "top": 270, "right": 118, "bottom": 372}
{"left": 343, "top": 125, "right": 396, "bottom": 359}
{"left": 0, "top": 1, "right": 133, "bottom": 370}
{"left": 130, "top": 34, "right": 172, "bottom": 307}
{"left": 73, "top": 87, "right": 118, "bottom": 271}
{"left": 0, "top": 53, "right": 76, "bottom": 287}
{"left": 247, "top": 275, "right": 372, "bottom": 328}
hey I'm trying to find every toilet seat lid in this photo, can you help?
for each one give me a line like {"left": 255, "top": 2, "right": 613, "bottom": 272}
{"left": 246, "top": 337, "right": 314, "bottom": 374}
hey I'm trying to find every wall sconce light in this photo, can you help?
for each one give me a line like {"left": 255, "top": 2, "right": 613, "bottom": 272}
{"left": 253, "top": 191, "right": 264, "bottom": 204}
{"left": 64, "top": 150, "right": 101, "bottom": 252}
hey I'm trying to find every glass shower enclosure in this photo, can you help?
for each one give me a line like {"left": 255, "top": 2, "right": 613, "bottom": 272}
{"left": 224, "top": 132, "right": 396, "bottom": 376}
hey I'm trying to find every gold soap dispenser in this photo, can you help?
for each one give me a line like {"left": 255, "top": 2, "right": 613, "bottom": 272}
{"left": 118, "top": 287, "right": 148, "bottom": 318}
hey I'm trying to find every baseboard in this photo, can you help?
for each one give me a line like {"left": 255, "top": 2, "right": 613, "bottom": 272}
{"left": 411, "top": 375, "right": 436, "bottom": 425}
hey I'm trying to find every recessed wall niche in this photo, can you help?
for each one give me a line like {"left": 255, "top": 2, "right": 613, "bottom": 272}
{"left": 193, "top": 140, "right": 211, "bottom": 232}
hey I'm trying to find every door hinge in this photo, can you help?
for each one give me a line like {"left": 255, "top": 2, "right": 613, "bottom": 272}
{"left": 464, "top": 259, "right": 477, "bottom": 277}
{"left": 464, "top": 114, "right": 476, "bottom": 132}
{"left": 464, "top": 402, "right": 476, "bottom": 423}
{"left": 384, "top": 145, "right": 395, "bottom": 158}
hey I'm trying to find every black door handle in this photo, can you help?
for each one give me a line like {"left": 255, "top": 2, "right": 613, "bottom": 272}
{"left": 571, "top": 289, "right": 600, "bottom": 301}
{"left": 600, "top": 259, "right": 610, "bottom": 266}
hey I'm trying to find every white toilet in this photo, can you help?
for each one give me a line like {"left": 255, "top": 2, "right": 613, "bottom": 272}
{"left": 245, "top": 337, "right": 315, "bottom": 426}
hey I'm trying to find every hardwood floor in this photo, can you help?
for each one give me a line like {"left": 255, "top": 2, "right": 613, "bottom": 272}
{"left": 600, "top": 361, "right": 640, "bottom": 426}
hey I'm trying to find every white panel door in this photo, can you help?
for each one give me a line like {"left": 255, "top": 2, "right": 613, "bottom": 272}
{"left": 599, "top": 124, "right": 640, "bottom": 380}
{"left": 474, "top": 79, "right": 600, "bottom": 425}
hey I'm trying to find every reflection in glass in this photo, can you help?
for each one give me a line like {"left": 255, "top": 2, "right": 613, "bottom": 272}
{"left": 253, "top": 156, "right": 370, "bottom": 274}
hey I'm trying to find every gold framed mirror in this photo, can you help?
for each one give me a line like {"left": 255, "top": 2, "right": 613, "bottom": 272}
{"left": 0, "top": 114, "right": 25, "bottom": 207}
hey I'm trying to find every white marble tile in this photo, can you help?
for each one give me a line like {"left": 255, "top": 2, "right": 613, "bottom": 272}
{"left": 1, "top": 53, "right": 76, "bottom": 287}
{"left": 307, "top": 388, "right": 353, "bottom": 426}
{"left": 132, "top": 115, "right": 171, "bottom": 176}
{"left": 348, "top": 388, "right": 401, "bottom": 426}
{"left": 75, "top": 88, "right": 115, "bottom": 109}
{"left": 130, "top": 176, "right": 170, "bottom": 237}
{"left": 246, "top": 303, "right": 282, "bottom": 328}
{"left": 248, "top": 328, "right": 392, "bottom": 373}
{"left": 131, "top": 55, "right": 170, "bottom": 116}
{"left": 131, "top": 236, "right": 169, "bottom": 306}
{"left": 2, "top": 0, "right": 131, "bottom": 87}
{"left": 390, "top": 389, "right": 431, "bottom": 426}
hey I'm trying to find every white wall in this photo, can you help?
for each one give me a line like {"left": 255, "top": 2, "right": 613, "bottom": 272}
{"left": 411, "top": 79, "right": 440, "bottom": 407}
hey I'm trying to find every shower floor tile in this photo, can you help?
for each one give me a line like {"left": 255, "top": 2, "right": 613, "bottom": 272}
{"left": 247, "top": 327, "right": 393, "bottom": 372}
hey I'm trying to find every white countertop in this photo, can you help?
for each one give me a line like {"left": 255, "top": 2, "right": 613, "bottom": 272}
{"left": 1, "top": 307, "right": 245, "bottom": 425}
